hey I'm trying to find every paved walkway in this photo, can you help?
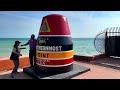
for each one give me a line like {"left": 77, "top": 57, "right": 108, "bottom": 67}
{"left": 72, "top": 61, "right": 120, "bottom": 79}
{"left": 89, "top": 57, "right": 120, "bottom": 69}
{"left": 0, "top": 69, "right": 33, "bottom": 79}
{"left": 0, "top": 61, "right": 120, "bottom": 79}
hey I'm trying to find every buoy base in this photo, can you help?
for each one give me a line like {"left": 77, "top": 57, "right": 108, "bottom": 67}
{"left": 35, "top": 64, "right": 73, "bottom": 74}
{"left": 23, "top": 64, "right": 90, "bottom": 79}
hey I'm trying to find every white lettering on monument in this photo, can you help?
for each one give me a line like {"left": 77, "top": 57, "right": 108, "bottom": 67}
{"left": 36, "top": 46, "right": 62, "bottom": 51}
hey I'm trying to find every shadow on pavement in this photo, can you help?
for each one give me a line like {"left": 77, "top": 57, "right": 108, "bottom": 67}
{"left": 78, "top": 57, "right": 120, "bottom": 70}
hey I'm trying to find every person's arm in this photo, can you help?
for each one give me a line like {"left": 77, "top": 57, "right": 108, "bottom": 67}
{"left": 21, "top": 41, "right": 29, "bottom": 46}
{"left": 19, "top": 47, "right": 26, "bottom": 49}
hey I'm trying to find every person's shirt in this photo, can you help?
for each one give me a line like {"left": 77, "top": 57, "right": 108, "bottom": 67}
{"left": 27, "top": 39, "right": 37, "bottom": 51}
{"left": 13, "top": 46, "right": 20, "bottom": 54}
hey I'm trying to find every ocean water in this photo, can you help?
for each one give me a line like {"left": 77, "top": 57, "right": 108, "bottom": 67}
{"left": 73, "top": 38, "right": 100, "bottom": 56}
{"left": 0, "top": 38, "right": 100, "bottom": 58}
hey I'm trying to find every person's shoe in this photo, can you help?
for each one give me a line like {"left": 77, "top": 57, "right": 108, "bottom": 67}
{"left": 10, "top": 74, "right": 14, "bottom": 78}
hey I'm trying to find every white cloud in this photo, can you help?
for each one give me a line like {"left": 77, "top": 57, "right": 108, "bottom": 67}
{"left": 0, "top": 12, "right": 42, "bottom": 38}
{"left": 67, "top": 11, "right": 120, "bottom": 38}
{"left": 1, "top": 11, "right": 120, "bottom": 38}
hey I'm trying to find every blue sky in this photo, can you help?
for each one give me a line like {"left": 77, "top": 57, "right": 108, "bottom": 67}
{"left": 1, "top": 11, "right": 120, "bottom": 38}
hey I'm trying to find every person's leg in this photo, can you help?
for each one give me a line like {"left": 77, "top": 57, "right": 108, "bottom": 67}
{"left": 14, "top": 59, "right": 19, "bottom": 74}
{"left": 10, "top": 59, "right": 19, "bottom": 78}
{"left": 33, "top": 51, "right": 36, "bottom": 66}
{"left": 29, "top": 50, "right": 33, "bottom": 67}
{"left": 11, "top": 60, "right": 19, "bottom": 73}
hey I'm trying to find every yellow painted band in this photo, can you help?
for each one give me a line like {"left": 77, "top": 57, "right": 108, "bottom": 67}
{"left": 36, "top": 50, "right": 73, "bottom": 58}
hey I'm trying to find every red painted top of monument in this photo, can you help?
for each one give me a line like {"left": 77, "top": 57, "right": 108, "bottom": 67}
{"left": 39, "top": 14, "right": 71, "bottom": 35}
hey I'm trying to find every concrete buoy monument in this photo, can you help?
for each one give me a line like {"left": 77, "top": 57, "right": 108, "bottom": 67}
{"left": 23, "top": 14, "right": 90, "bottom": 79}
{"left": 36, "top": 14, "right": 74, "bottom": 73}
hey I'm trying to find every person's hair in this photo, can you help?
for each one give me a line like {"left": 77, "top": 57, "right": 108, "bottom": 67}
{"left": 14, "top": 42, "right": 17, "bottom": 48}
{"left": 31, "top": 34, "right": 35, "bottom": 38}
{"left": 13, "top": 41, "right": 18, "bottom": 52}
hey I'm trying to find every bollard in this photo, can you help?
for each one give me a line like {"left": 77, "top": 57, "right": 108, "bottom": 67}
{"left": 36, "top": 14, "right": 74, "bottom": 73}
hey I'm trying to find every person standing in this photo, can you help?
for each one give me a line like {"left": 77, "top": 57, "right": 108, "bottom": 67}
{"left": 10, "top": 41, "right": 25, "bottom": 78}
{"left": 21, "top": 34, "right": 37, "bottom": 67}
